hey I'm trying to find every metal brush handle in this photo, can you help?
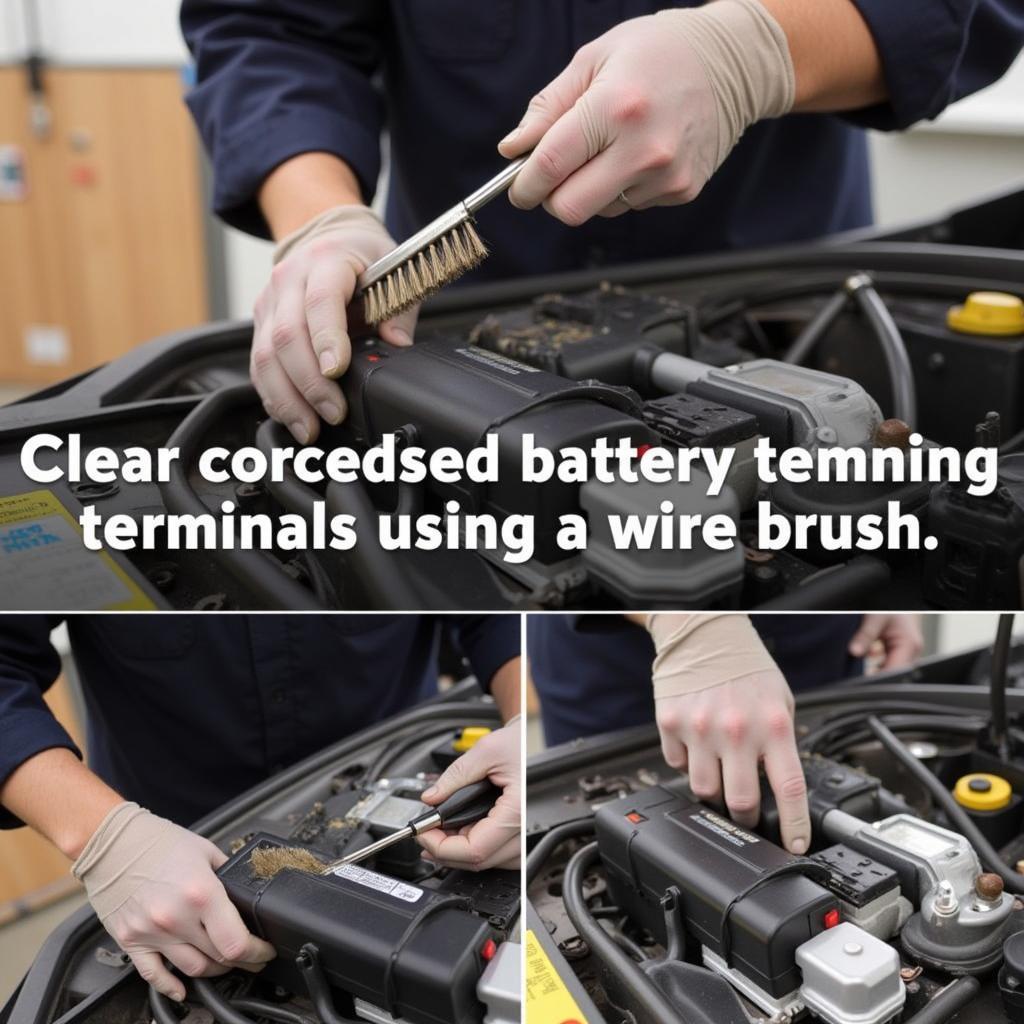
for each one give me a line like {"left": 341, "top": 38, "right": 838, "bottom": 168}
{"left": 357, "top": 156, "right": 528, "bottom": 292}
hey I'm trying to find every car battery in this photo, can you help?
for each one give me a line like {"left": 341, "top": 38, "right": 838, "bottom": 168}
{"left": 218, "top": 835, "right": 496, "bottom": 1024}
{"left": 595, "top": 787, "right": 838, "bottom": 998}
{"left": 469, "top": 284, "right": 690, "bottom": 387}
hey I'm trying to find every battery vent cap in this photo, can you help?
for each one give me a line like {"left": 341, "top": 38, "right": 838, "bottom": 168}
{"left": 954, "top": 773, "right": 1012, "bottom": 812}
{"left": 947, "top": 292, "right": 1024, "bottom": 337}
{"left": 796, "top": 921, "right": 905, "bottom": 1024}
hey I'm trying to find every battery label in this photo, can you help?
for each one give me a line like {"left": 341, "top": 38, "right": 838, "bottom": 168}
{"left": 526, "top": 929, "right": 588, "bottom": 1024}
{"left": 455, "top": 346, "right": 540, "bottom": 375}
{"left": 0, "top": 490, "right": 154, "bottom": 610}
{"left": 687, "top": 809, "right": 760, "bottom": 848}
{"left": 330, "top": 863, "right": 423, "bottom": 903}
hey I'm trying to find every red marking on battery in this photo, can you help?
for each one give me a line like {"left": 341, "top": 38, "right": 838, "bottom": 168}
{"left": 480, "top": 938, "right": 497, "bottom": 961}
{"left": 823, "top": 909, "right": 841, "bottom": 929}
{"left": 367, "top": 354, "right": 381, "bottom": 363}
{"left": 635, "top": 444, "right": 653, "bottom": 459}
{"left": 626, "top": 812, "right": 647, "bottom": 824}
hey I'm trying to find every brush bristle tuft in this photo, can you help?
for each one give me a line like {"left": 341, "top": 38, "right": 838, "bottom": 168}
{"left": 362, "top": 221, "right": 488, "bottom": 324}
{"left": 249, "top": 845, "right": 325, "bottom": 880}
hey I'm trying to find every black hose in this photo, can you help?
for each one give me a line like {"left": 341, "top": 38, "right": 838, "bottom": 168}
{"left": 324, "top": 478, "right": 423, "bottom": 609}
{"left": 255, "top": 417, "right": 324, "bottom": 519}
{"left": 231, "top": 999, "right": 318, "bottom": 1024}
{"left": 149, "top": 988, "right": 183, "bottom": 1024}
{"left": 850, "top": 276, "right": 917, "bottom": 425}
{"left": 563, "top": 843, "right": 681, "bottom": 1024}
{"left": 783, "top": 287, "right": 849, "bottom": 365}
{"left": 193, "top": 979, "right": 265, "bottom": 1024}
{"left": 990, "top": 614, "right": 1015, "bottom": 756}
{"left": 866, "top": 716, "right": 1024, "bottom": 893}
{"left": 901, "top": 976, "right": 980, "bottom": 1024}
{"left": 754, "top": 556, "right": 890, "bottom": 610}
{"left": 526, "top": 819, "right": 596, "bottom": 886}
{"left": 158, "top": 385, "right": 322, "bottom": 610}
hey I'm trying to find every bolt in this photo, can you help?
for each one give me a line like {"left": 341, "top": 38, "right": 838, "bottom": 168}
{"left": 934, "top": 881, "right": 959, "bottom": 915}
{"left": 875, "top": 418, "right": 912, "bottom": 449}
{"left": 976, "top": 873, "right": 1004, "bottom": 901}
{"left": 900, "top": 967, "right": 923, "bottom": 983}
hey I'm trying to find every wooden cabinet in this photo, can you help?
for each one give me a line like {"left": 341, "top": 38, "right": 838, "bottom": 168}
{"left": 0, "top": 67, "right": 208, "bottom": 384}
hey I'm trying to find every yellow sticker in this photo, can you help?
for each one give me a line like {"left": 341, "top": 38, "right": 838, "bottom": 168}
{"left": 0, "top": 490, "right": 155, "bottom": 610}
{"left": 526, "top": 928, "right": 589, "bottom": 1024}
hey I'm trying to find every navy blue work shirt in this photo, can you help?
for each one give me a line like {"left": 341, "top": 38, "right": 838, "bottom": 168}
{"left": 529, "top": 614, "right": 863, "bottom": 746}
{"left": 0, "top": 615, "right": 518, "bottom": 828}
{"left": 181, "top": 1, "right": 1024, "bottom": 278}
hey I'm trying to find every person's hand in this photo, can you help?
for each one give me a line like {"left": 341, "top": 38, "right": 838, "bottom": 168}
{"left": 849, "top": 614, "right": 924, "bottom": 671}
{"left": 656, "top": 670, "right": 810, "bottom": 855}
{"left": 251, "top": 204, "right": 417, "bottom": 444}
{"left": 498, "top": 0, "right": 793, "bottom": 225}
{"left": 73, "top": 803, "right": 276, "bottom": 1001}
{"left": 416, "top": 719, "right": 521, "bottom": 871}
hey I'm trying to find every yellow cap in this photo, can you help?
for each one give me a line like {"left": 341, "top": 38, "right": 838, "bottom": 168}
{"left": 953, "top": 773, "right": 1012, "bottom": 812}
{"left": 947, "top": 292, "right": 1024, "bottom": 337}
{"left": 452, "top": 726, "right": 491, "bottom": 753}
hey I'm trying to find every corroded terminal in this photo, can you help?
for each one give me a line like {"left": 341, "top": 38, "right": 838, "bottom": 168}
{"left": 249, "top": 845, "right": 325, "bottom": 880}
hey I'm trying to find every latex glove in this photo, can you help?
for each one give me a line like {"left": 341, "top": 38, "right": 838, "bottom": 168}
{"left": 252, "top": 204, "right": 418, "bottom": 444}
{"left": 849, "top": 614, "right": 924, "bottom": 671}
{"left": 648, "top": 615, "right": 810, "bottom": 855}
{"left": 73, "top": 802, "right": 276, "bottom": 1001}
{"left": 499, "top": 0, "right": 793, "bottom": 224}
{"left": 416, "top": 717, "right": 521, "bottom": 871}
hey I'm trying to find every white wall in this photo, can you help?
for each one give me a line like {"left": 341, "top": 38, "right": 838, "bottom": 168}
{"left": 870, "top": 54, "right": 1024, "bottom": 226}
{"left": 0, "top": 0, "right": 187, "bottom": 65}
{"left": 935, "top": 614, "right": 1024, "bottom": 656}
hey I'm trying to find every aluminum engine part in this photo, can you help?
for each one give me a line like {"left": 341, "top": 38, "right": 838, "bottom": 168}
{"left": 796, "top": 922, "right": 905, "bottom": 1024}
{"left": 477, "top": 941, "right": 521, "bottom": 1024}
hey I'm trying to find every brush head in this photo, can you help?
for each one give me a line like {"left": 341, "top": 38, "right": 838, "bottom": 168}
{"left": 249, "top": 844, "right": 326, "bottom": 880}
{"left": 362, "top": 220, "right": 488, "bottom": 325}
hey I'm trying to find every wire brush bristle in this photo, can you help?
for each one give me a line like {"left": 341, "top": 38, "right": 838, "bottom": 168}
{"left": 363, "top": 220, "right": 488, "bottom": 325}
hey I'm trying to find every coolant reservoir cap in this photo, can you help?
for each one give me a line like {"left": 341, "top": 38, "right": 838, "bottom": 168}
{"left": 452, "top": 726, "right": 491, "bottom": 752}
{"left": 947, "top": 291, "right": 1024, "bottom": 337}
{"left": 954, "top": 772, "right": 1012, "bottom": 811}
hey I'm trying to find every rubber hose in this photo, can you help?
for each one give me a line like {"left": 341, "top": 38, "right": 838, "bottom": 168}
{"left": 525, "top": 819, "right": 596, "bottom": 886}
{"left": 866, "top": 716, "right": 1024, "bottom": 893}
{"left": 563, "top": 843, "right": 681, "bottom": 1024}
{"left": 990, "top": 614, "right": 1015, "bottom": 756}
{"left": 852, "top": 279, "right": 917, "bottom": 426}
{"left": 149, "top": 988, "right": 183, "bottom": 1024}
{"left": 754, "top": 556, "right": 890, "bottom": 611}
{"left": 193, "top": 979, "right": 264, "bottom": 1024}
{"left": 159, "top": 385, "right": 322, "bottom": 610}
{"left": 902, "top": 976, "right": 980, "bottom": 1024}
{"left": 783, "top": 287, "right": 849, "bottom": 365}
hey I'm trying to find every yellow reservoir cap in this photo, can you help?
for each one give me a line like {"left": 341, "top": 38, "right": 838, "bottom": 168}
{"left": 947, "top": 291, "right": 1024, "bottom": 337}
{"left": 954, "top": 773, "right": 1012, "bottom": 812}
{"left": 452, "top": 726, "right": 491, "bottom": 753}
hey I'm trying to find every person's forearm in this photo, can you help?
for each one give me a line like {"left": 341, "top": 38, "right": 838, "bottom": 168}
{"left": 258, "top": 152, "right": 365, "bottom": 241}
{"left": 0, "top": 748, "right": 123, "bottom": 860}
{"left": 489, "top": 657, "right": 522, "bottom": 723}
{"left": 759, "top": 0, "right": 886, "bottom": 111}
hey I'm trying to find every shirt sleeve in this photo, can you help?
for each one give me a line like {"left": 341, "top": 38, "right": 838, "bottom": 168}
{"left": 448, "top": 616, "right": 521, "bottom": 695}
{"left": 0, "top": 616, "right": 77, "bottom": 830}
{"left": 846, "top": 0, "right": 1024, "bottom": 130}
{"left": 179, "top": 0, "right": 388, "bottom": 237}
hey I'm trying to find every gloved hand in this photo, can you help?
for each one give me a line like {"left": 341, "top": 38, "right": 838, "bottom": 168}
{"left": 73, "top": 802, "right": 276, "bottom": 1001}
{"left": 849, "top": 614, "right": 924, "bottom": 671}
{"left": 416, "top": 717, "right": 521, "bottom": 871}
{"left": 499, "top": 0, "right": 793, "bottom": 224}
{"left": 648, "top": 615, "right": 810, "bottom": 855}
{"left": 252, "top": 204, "right": 418, "bottom": 444}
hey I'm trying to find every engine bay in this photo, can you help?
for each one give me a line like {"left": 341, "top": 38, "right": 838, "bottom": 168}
{"left": 526, "top": 629, "right": 1024, "bottom": 1023}
{"left": 2, "top": 691, "right": 520, "bottom": 1024}
{"left": 1, "top": 192, "right": 1023, "bottom": 611}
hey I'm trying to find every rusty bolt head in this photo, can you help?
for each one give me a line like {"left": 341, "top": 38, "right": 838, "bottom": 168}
{"left": 875, "top": 418, "right": 913, "bottom": 449}
{"left": 976, "top": 873, "right": 1004, "bottom": 901}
